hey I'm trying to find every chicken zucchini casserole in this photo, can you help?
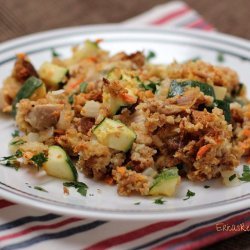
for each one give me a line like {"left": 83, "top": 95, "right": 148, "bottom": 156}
{"left": 0, "top": 40, "right": 249, "bottom": 197}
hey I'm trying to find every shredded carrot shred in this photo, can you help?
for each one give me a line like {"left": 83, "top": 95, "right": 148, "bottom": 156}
{"left": 66, "top": 78, "right": 83, "bottom": 91}
{"left": 63, "top": 186, "right": 69, "bottom": 195}
{"left": 116, "top": 166, "right": 126, "bottom": 175}
{"left": 239, "top": 140, "right": 250, "bottom": 150}
{"left": 104, "top": 177, "right": 114, "bottom": 185}
{"left": 242, "top": 129, "right": 250, "bottom": 137}
{"left": 119, "top": 93, "right": 136, "bottom": 104}
{"left": 23, "top": 152, "right": 34, "bottom": 160}
{"left": 144, "top": 90, "right": 154, "bottom": 98}
{"left": 95, "top": 39, "right": 103, "bottom": 44}
{"left": 86, "top": 56, "right": 97, "bottom": 63}
{"left": 196, "top": 144, "right": 211, "bottom": 159}
{"left": 16, "top": 53, "right": 26, "bottom": 59}
{"left": 54, "top": 129, "right": 65, "bottom": 135}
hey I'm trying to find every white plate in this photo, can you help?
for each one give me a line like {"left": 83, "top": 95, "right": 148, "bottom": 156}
{"left": 0, "top": 25, "right": 249, "bottom": 221}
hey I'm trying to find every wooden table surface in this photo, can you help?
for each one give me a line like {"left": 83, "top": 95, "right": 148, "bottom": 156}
{"left": 1, "top": 0, "right": 250, "bottom": 42}
{"left": 0, "top": 0, "right": 249, "bottom": 249}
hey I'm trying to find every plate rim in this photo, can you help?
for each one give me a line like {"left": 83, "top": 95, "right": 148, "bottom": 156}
{"left": 0, "top": 24, "right": 249, "bottom": 220}
{"left": 1, "top": 24, "right": 250, "bottom": 50}
{"left": 0, "top": 185, "right": 249, "bottom": 221}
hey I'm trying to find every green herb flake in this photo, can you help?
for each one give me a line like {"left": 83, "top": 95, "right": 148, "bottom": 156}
{"left": 233, "top": 83, "right": 244, "bottom": 97}
{"left": 79, "top": 82, "right": 88, "bottom": 93}
{"left": 4, "top": 161, "right": 19, "bottom": 170}
{"left": 139, "top": 82, "right": 159, "bottom": 94}
{"left": 229, "top": 174, "right": 236, "bottom": 181}
{"left": 183, "top": 189, "right": 195, "bottom": 200}
{"left": 134, "top": 202, "right": 141, "bottom": 205}
{"left": 135, "top": 76, "right": 142, "bottom": 83}
{"left": 239, "top": 165, "right": 250, "bottom": 182}
{"left": 11, "top": 130, "right": 20, "bottom": 138}
{"left": 126, "top": 166, "right": 133, "bottom": 170}
{"left": 146, "top": 50, "right": 156, "bottom": 61}
{"left": 51, "top": 48, "right": 61, "bottom": 57}
{"left": 217, "top": 52, "right": 225, "bottom": 62}
{"left": 31, "top": 153, "right": 47, "bottom": 168}
{"left": 15, "top": 150, "right": 23, "bottom": 158}
{"left": 154, "top": 198, "right": 165, "bottom": 205}
{"left": 34, "top": 186, "right": 48, "bottom": 192}
{"left": 0, "top": 150, "right": 23, "bottom": 162}
{"left": 63, "top": 181, "right": 88, "bottom": 196}
{"left": 1, "top": 156, "right": 14, "bottom": 162}
{"left": 204, "top": 185, "right": 210, "bottom": 189}
{"left": 0, "top": 150, "right": 22, "bottom": 170}
{"left": 68, "top": 94, "right": 74, "bottom": 104}
{"left": 10, "top": 139, "right": 25, "bottom": 146}
{"left": 191, "top": 57, "right": 200, "bottom": 62}
{"left": 184, "top": 57, "right": 201, "bottom": 63}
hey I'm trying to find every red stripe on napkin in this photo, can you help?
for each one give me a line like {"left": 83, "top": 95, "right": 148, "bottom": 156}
{"left": 151, "top": 6, "right": 190, "bottom": 25}
{"left": 185, "top": 18, "right": 204, "bottom": 28}
{"left": 0, "top": 217, "right": 82, "bottom": 242}
{"left": 185, "top": 18, "right": 214, "bottom": 30}
{"left": 0, "top": 199, "right": 15, "bottom": 209}
{"left": 152, "top": 211, "right": 250, "bottom": 249}
{"left": 86, "top": 220, "right": 185, "bottom": 250}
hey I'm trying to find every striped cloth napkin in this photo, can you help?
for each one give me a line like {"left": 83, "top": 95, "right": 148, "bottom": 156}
{"left": 0, "top": 1, "right": 249, "bottom": 249}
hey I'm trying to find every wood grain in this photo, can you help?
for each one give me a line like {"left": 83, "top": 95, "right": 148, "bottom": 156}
{"left": 0, "top": 0, "right": 250, "bottom": 42}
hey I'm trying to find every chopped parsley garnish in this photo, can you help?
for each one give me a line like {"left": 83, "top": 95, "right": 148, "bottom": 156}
{"left": 234, "top": 82, "right": 244, "bottom": 96}
{"left": 25, "top": 183, "right": 32, "bottom": 188}
{"left": 239, "top": 165, "right": 250, "bottom": 182}
{"left": 51, "top": 48, "right": 61, "bottom": 57}
{"left": 154, "top": 198, "right": 165, "bottom": 205}
{"left": 190, "top": 57, "right": 200, "bottom": 62}
{"left": 184, "top": 57, "right": 201, "bottom": 63}
{"left": 126, "top": 166, "right": 133, "bottom": 170}
{"left": 0, "top": 150, "right": 22, "bottom": 170}
{"left": 204, "top": 185, "right": 210, "bottom": 189}
{"left": 4, "top": 161, "right": 19, "bottom": 170}
{"left": 135, "top": 76, "right": 142, "bottom": 83}
{"left": 229, "top": 174, "right": 236, "bottom": 181}
{"left": 0, "top": 150, "right": 22, "bottom": 162}
{"left": 15, "top": 150, "right": 23, "bottom": 158}
{"left": 183, "top": 189, "right": 195, "bottom": 200}
{"left": 139, "top": 82, "right": 159, "bottom": 94}
{"left": 134, "top": 202, "right": 141, "bottom": 205}
{"left": 34, "top": 186, "right": 48, "bottom": 192}
{"left": 217, "top": 52, "right": 225, "bottom": 62}
{"left": 63, "top": 181, "right": 88, "bottom": 196}
{"left": 146, "top": 50, "right": 156, "bottom": 61}
{"left": 68, "top": 94, "right": 74, "bottom": 104}
{"left": 31, "top": 153, "right": 47, "bottom": 168}
{"left": 11, "top": 130, "right": 20, "bottom": 138}
{"left": 10, "top": 139, "right": 25, "bottom": 146}
{"left": 80, "top": 82, "right": 88, "bottom": 93}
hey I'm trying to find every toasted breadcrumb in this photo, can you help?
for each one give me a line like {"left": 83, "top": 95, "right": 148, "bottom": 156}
{"left": 1, "top": 42, "right": 248, "bottom": 197}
